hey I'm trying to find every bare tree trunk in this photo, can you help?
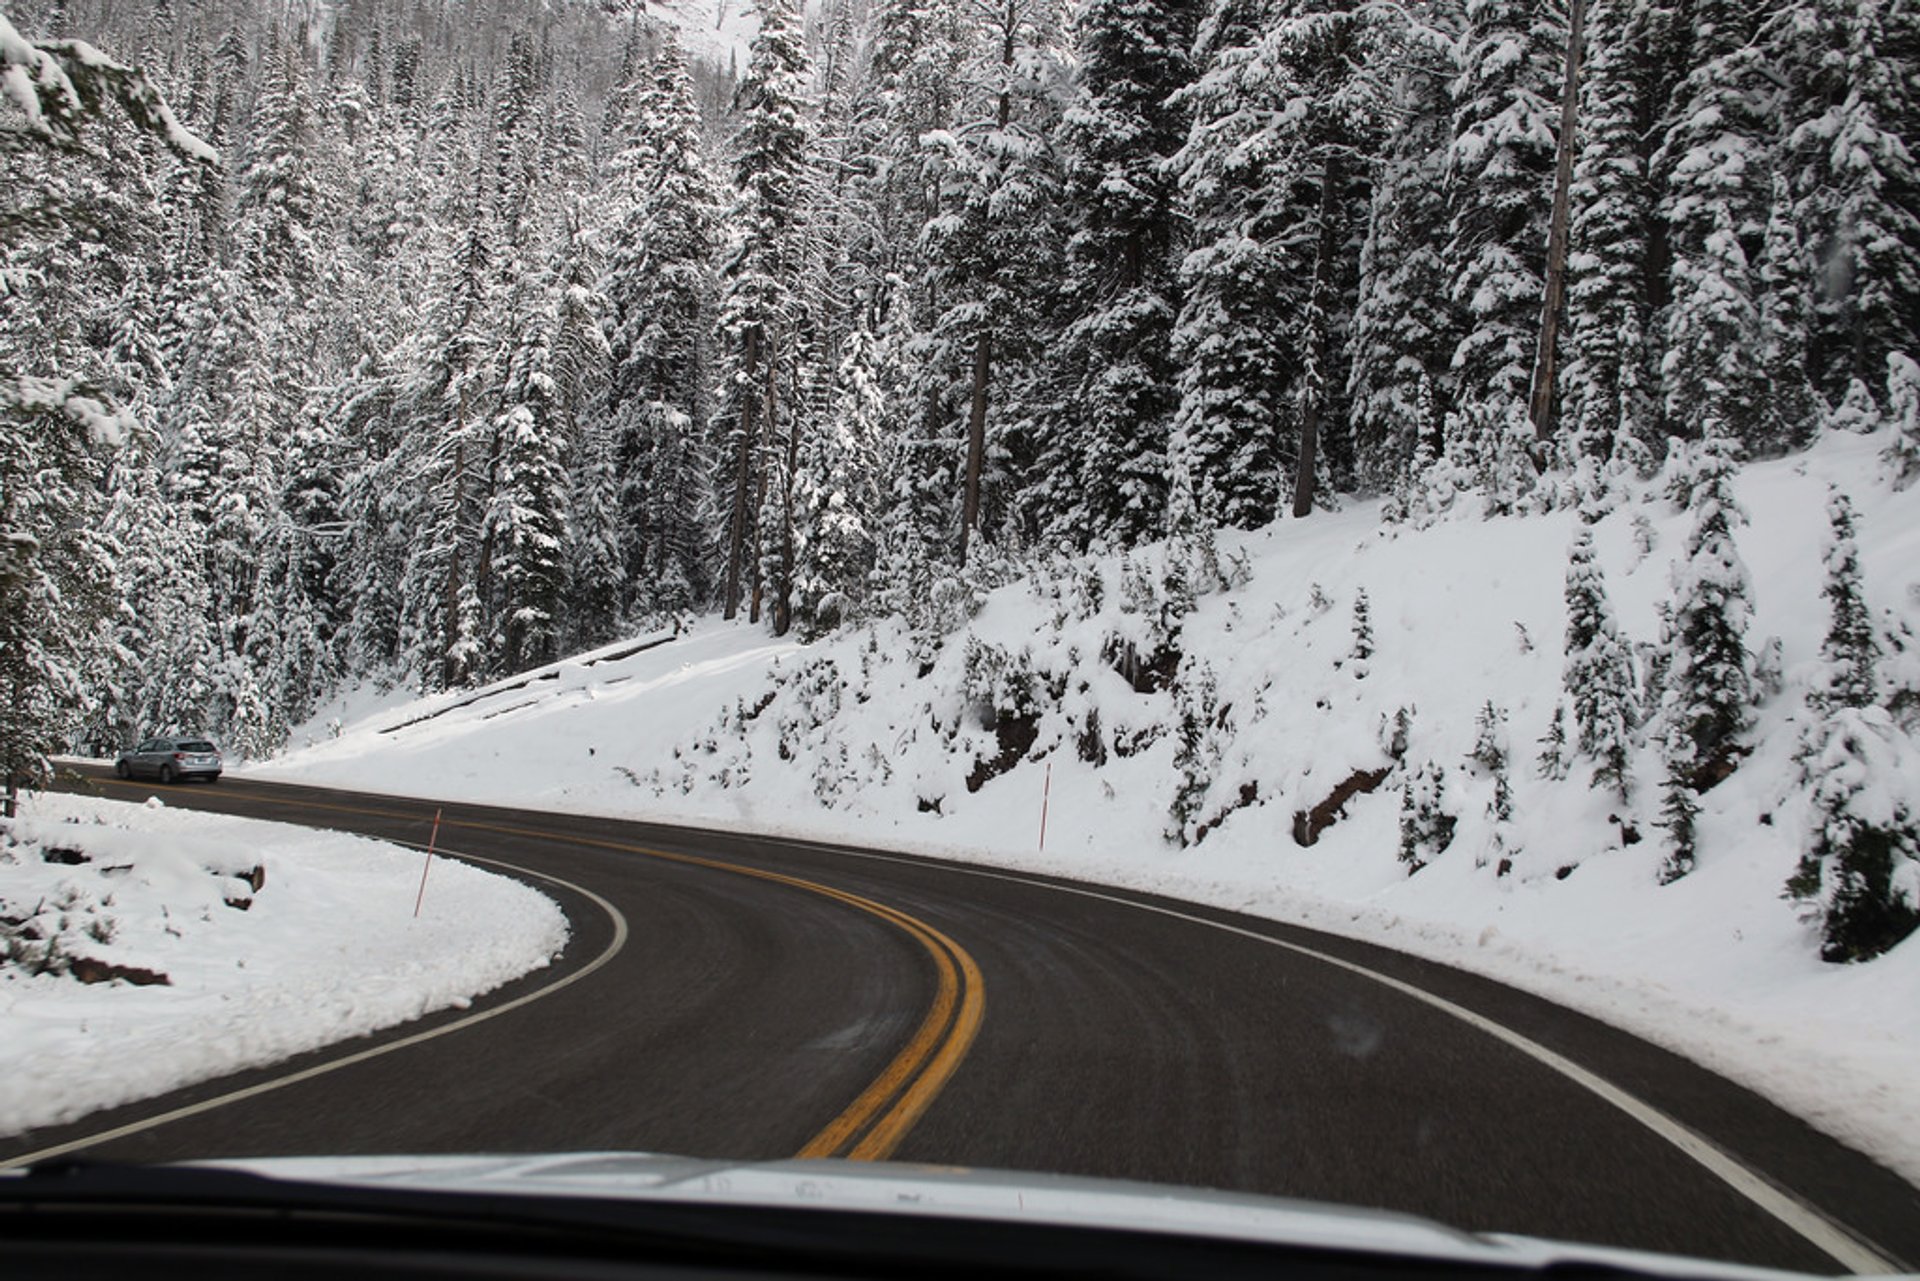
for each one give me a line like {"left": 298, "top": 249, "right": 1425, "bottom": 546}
{"left": 722, "top": 326, "right": 762, "bottom": 620}
{"left": 442, "top": 412, "right": 468, "bottom": 689}
{"left": 959, "top": 329, "right": 991, "bottom": 565}
{"left": 1292, "top": 152, "right": 1344, "bottom": 519}
{"left": 749, "top": 328, "right": 779, "bottom": 625}
{"left": 774, "top": 349, "right": 803, "bottom": 636}
{"left": 4, "top": 771, "right": 16, "bottom": 820}
{"left": 1528, "top": 0, "right": 1586, "bottom": 463}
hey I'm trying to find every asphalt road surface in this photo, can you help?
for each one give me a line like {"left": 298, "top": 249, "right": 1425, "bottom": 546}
{"left": 7, "top": 767, "right": 1917, "bottom": 1273}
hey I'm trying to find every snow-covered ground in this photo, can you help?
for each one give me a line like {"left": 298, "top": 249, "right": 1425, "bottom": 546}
{"left": 0, "top": 794, "right": 568, "bottom": 1138}
{"left": 257, "top": 429, "right": 1920, "bottom": 1185}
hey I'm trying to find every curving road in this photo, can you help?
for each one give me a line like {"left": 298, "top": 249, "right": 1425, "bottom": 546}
{"left": 7, "top": 768, "right": 1917, "bottom": 1274}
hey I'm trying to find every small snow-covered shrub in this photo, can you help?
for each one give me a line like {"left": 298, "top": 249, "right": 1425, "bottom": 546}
{"left": 1398, "top": 761, "right": 1455, "bottom": 872}
{"left": 1166, "top": 658, "right": 1223, "bottom": 846}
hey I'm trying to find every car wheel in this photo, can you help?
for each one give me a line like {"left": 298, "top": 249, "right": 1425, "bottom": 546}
{"left": 159, "top": 764, "right": 176, "bottom": 784}
{"left": 115, "top": 760, "right": 131, "bottom": 779}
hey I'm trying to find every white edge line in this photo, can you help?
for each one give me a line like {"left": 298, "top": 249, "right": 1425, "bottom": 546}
{"left": 774, "top": 839, "right": 1900, "bottom": 1276}
{"left": 0, "top": 844, "right": 630, "bottom": 1172}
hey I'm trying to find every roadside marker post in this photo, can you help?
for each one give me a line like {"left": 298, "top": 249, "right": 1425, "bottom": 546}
{"left": 1038, "top": 762, "right": 1052, "bottom": 852}
{"left": 413, "top": 808, "right": 443, "bottom": 918}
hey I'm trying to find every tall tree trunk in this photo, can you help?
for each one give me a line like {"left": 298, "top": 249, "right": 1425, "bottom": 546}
{"left": 1293, "top": 152, "right": 1344, "bottom": 519}
{"left": 959, "top": 328, "right": 991, "bottom": 565}
{"left": 722, "top": 326, "right": 762, "bottom": 620}
{"left": 774, "top": 350, "right": 802, "bottom": 636}
{"left": 442, "top": 408, "right": 468, "bottom": 690}
{"left": 1528, "top": 0, "right": 1586, "bottom": 463}
{"left": 749, "top": 327, "right": 780, "bottom": 625}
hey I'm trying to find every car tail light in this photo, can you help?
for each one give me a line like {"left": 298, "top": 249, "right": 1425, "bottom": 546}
{"left": 174, "top": 752, "right": 185, "bottom": 761}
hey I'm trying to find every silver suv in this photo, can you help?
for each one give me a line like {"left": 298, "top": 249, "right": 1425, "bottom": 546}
{"left": 115, "top": 736, "right": 223, "bottom": 784}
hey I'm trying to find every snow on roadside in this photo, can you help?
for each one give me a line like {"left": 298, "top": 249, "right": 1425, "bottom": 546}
{"left": 256, "top": 429, "right": 1920, "bottom": 1185}
{"left": 0, "top": 793, "right": 568, "bottom": 1138}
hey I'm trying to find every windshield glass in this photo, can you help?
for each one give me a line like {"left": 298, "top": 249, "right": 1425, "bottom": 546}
{"left": 1, "top": 0, "right": 1915, "bottom": 1276}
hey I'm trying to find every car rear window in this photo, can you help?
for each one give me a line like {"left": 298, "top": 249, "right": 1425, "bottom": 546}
{"left": 178, "top": 740, "right": 218, "bottom": 753}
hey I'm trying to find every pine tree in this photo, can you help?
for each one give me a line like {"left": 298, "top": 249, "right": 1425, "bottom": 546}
{"left": 716, "top": 0, "right": 813, "bottom": 631}
{"left": 1770, "top": 0, "right": 1920, "bottom": 400}
{"left": 1444, "top": 0, "right": 1561, "bottom": 510}
{"left": 1786, "top": 709, "right": 1920, "bottom": 962}
{"left": 1660, "top": 432, "right": 1753, "bottom": 812}
{"left": 1656, "top": 720, "right": 1699, "bottom": 882}
{"left": 1536, "top": 701, "right": 1570, "bottom": 780}
{"left": 1655, "top": 0, "right": 1772, "bottom": 452}
{"left": 918, "top": 0, "right": 1067, "bottom": 562}
{"left": 1399, "top": 760, "right": 1456, "bottom": 872}
{"left": 1811, "top": 488, "right": 1877, "bottom": 711}
{"left": 487, "top": 271, "right": 572, "bottom": 676}
{"left": 1563, "top": 526, "right": 1638, "bottom": 799}
{"left": 1756, "top": 171, "right": 1820, "bottom": 452}
{"left": 1786, "top": 504, "right": 1920, "bottom": 964}
{"left": 602, "top": 32, "right": 722, "bottom": 622}
{"left": 1560, "top": 0, "right": 1653, "bottom": 487}
{"left": 1166, "top": 0, "right": 1290, "bottom": 530}
{"left": 397, "top": 193, "right": 495, "bottom": 692}
{"left": 1350, "top": 586, "right": 1374, "bottom": 675}
{"left": 1042, "top": 0, "right": 1202, "bottom": 548}
{"left": 1347, "top": 10, "right": 1456, "bottom": 497}
{"left": 1167, "top": 657, "right": 1222, "bottom": 845}
{"left": 794, "top": 323, "right": 892, "bottom": 633}
{"left": 1884, "top": 352, "right": 1920, "bottom": 489}
{"left": 0, "top": 383, "right": 122, "bottom": 813}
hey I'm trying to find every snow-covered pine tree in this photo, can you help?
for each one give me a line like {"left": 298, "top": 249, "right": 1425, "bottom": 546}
{"left": 397, "top": 186, "right": 496, "bottom": 692}
{"left": 1563, "top": 526, "right": 1637, "bottom": 800}
{"left": 486, "top": 268, "right": 572, "bottom": 676}
{"left": 1443, "top": 0, "right": 1561, "bottom": 511}
{"left": 918, "top": 0, "right": 1066, "bottom": 563}
{"left": 1039, "top": 0, "right": 1201, "bottom": 549}
{"left": 1468, "top": 699, "right": 1516, "bottom": 868}
{"left": 1399, "top": 759, "right": 1456, "bottom": 872}
{"left": 1347, "top": 9, "right": 1457, "bottom": 497}
{"left": 1350, "top": 585, "right": 1373, "bottom": 675}
{"left": 1656, "top": 720, "right": 1699, "bottom": 882}
{"left": 1559, "top": 0, "right": 1654, "bottom": 492}
{"left": 1786, "top": 708, "right": 1920, "bottom": 962}
{"left": 1769, "top": 0, "right": 1920, "bottom": 403}
{"left": 1536, "top": 700, "right": 1570, "bottom": 780}
{"left": 1787, "top": 496, "right": 1920, "bottom": 961}
{"left": 1887, "top": 353, "right": 1920, "bottom": 489}
{"left": 0, "top": 383, "right": 123, "bottom": 814}
{"left": 1657, "top": 432, "right": 1753, "bottom": 864}
{"left": 1811, "top": 488, "right": 1877, "bottom": 712}
{"left": 716, "top": 0, "right": 812, "bottom": 631}
{"left": 793, "top": 321, "right": 892, "bottom": 634}
{"left": 1167, "top": 657, "right": 1222, "bottom": 845}
{"left": 604, "top": 32, "right": 721, "bottom": 622}
{"left": 1655, "top": 0, "right": 1772, "bottom": 454}
{"left": 1755, "top": 171, "right": 1820, "bottom": 454}
{"left": 1166, "top": 0, "right": 1290, "bottom": 530}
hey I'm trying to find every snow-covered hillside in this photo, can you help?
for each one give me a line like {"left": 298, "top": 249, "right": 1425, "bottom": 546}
{"left": 259, "top": 429, "right": 1920, "bottom": 1183}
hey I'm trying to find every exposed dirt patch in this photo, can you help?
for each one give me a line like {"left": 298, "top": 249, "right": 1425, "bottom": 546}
{"left": 1292, "top": 765, "right": 1393, "bottom": 847}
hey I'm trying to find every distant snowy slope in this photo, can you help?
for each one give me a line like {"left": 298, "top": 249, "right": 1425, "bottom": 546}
{"left": 648, "top": 0, "right": 784, "bottom": 69}
{"left": 257, "top": 429, "right": 1920, "bottom": 1183}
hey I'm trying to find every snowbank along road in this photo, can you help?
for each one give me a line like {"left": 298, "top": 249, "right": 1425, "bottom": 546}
{"left": 8, "top": 768, "right": 1918, "bottom": 1274}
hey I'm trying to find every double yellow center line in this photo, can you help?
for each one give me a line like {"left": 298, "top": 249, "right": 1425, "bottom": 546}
{"left": 85, "top": 776, "right": 984, "bottom": 1162}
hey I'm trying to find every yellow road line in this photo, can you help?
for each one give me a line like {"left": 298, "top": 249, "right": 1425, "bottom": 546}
{"left": 76, "top": 774, "right": 983, "bottom": 1162}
